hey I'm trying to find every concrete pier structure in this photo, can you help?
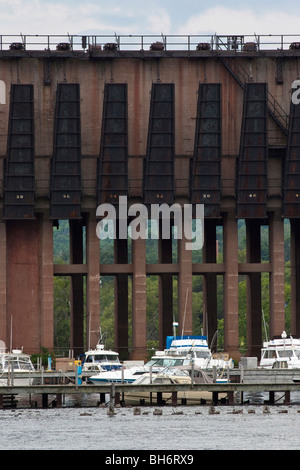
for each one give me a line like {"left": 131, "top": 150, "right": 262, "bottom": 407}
{"left": 0, "top": 34, "right": 300, "bottom": 361}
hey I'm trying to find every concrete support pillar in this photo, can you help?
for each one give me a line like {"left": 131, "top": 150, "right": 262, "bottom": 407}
{"left": 158, "top": 220, "right": 173, "bottom": 349}
{"left": 290, "top": 219, "right": 300, "bottom": 337}
{"left": 131, "top": 236, "right": 147, "bottom": 360}
{"left": 246, "top": 220, "right": 262, "bottom": 358}
{"left": 178, "top": 231, "right": 193, "bottom": 336}
{"left": 86, "top": 214, "right": 100, "bottom": 350}
{"left": 269, "top": 212, "right": 285, "bottom": 338}
{"left": 202, "top": 219, "right": 218, "bottom": 348}
{"left": 114, "top": 225, "right": 129, "bottom": 360}
{"left": 7, "top": 219, "right": 41, "bottom": 353}
{"left": 223, "top": 211, "right": 240, "bottom": 360}
{"left": 0, "top": 223, "right": 6, "bottom": 347}
{"left": 70, "top": 219, "right": 84, "bottom": 356}
{"left": 40, "top": 214, "right": 54, "bottom": 350}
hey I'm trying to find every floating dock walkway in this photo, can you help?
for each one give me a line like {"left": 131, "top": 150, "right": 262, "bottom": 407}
{"left": 1, "top": 368, "right": 300, "bottom": 408}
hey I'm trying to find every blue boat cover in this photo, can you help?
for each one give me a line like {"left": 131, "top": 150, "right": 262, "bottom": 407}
{"left": 165, "top": 335, "right": 207, "bottom": 350}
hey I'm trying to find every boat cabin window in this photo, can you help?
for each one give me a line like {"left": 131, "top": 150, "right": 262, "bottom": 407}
{"left": 195, "top": 351, "right": 210, "bottom": 359}
{"left": 85, "top": 354, "right": 120, "bottom": 363}
{"left": 261, "top": 350, "right": 277, "bottom": 359}
{"left": 151, "top": 358, "right": 184, "bottom": 367}
{"left": 3, "top": 356, "right": 34, "bottom": 371}
{"left": 278, "top": 350, "right": 294, "bottom": 358}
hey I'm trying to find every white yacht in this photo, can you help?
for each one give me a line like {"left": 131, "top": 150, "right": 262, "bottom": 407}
{"left": 259, "top": 331, "right": 300, "bottom": 369}
{"left": 81, "top": 337, "right": 122, "bottom": 373}
{"left": 88, "top": 335, "right": 233, "bottom": 384}
{"left": 148, "top": 335, "right": 234, "bottom": 371}
{"left": 0, "top": 343, "right": 35, "bottom": 386}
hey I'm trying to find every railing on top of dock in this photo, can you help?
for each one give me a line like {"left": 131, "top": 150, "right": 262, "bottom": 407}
{"left": 1, "top": 33, "right": 300, "bottom": 52}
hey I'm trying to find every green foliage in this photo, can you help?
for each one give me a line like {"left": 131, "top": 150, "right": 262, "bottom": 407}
{"left": 31, "top": 348, "right": 56, "bottom": 368}
{"left": 53, "top": 219, "right": 293, "bottom": 355}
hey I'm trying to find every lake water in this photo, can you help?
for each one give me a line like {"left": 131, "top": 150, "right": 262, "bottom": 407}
{"left": 0, "top": 392, "right": 300, "bottom": 451}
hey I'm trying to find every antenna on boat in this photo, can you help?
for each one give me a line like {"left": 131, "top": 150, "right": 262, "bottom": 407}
{"left": 262, "top": 309, "right": 268, "bottom": 342}
{"left": 10, "top": 315, "right": 13, "bottom": 353}
{"left": 173, "top": 315, "right": 178, "bottom": 337}
{"left": 181, "top": 288, "right": 189, "bottom": 339}
{"left": 88, "top": 311, "right": 91, "bottom": 350}
{"left": 210, "top": 330, "right": 218, "bottom": 352}
{"left": 203, "top": 303, "right": 208, "bottom": 338}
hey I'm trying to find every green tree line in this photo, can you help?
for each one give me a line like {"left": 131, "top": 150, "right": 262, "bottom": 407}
{"left": 53, "top": 220, "right": 292, "bottom": 356}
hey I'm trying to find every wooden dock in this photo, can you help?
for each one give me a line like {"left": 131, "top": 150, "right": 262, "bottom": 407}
{"left": 1, "top": 368, "right": 300, "bottom": 408}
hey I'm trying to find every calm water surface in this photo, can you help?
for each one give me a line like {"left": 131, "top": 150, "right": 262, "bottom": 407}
{"left": 0, "top": 392, "right": 300, "bottom": 451}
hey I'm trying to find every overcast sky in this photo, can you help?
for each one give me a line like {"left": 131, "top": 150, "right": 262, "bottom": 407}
{"left": 0, "top": 0, "right": 299, "bottom": 37}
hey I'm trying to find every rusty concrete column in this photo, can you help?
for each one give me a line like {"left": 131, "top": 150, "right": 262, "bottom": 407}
{"left": 114, "top": 223, "right": 129, "bottom": 360}
{"left": 40, "top": 214, "right": 54, "bottom": 351}
{"left": 290, "top": 219, "right": 300, "bottom": 337}
{"left": 86, "top": 213, "right": 100, "bottom": 350}
{"left": 269, "top": 211, "right": 285, "bottom": 338}
{"left": 246, "top": 220, "right": 262, "bottom": 358}
{"left": 70, "top": 219, "right": 84, "bottom": 356}
{"left": 0, "top": 222, "right": 6, "bottom": 347}
{"left": 223, "top": 210, "right": 240, "bottom": 360}
{"left": 202, "top": 219, "right": 218, "bottom": 348}
{"left": 178, "top": 230, "right": 193, "bottom": 336}
{"left": 131, "top": 236, "right": 147, "bottom": 360}
{"left": 6, "top": 220, "right": 41, "bottom": 353}
{"left": 158, "top": 219, "right": 173, "bottom": 349}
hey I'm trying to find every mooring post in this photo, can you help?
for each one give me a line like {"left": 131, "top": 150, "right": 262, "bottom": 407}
{"left": 212, "top": 366, "right": 217, "bottom": 383}
{"left": 56, "top": 394, "right": 62, "bottom": 408}
{"left": 42, "top": 394, "right": 48, "bottom": 408}
{"left": 109, "top": 383, "right": 115, "bottom": 411}
{"left": 172, "top": 391, "right": 177, "bottom": 406}
{"left": 115, "top": 392, "right": 120, "bottom": 406}
{"left": 284, "top": 391, "right": 291, "bottom": 405}
{"left": 212, "top": 392, "right": 219, "bottom": 405}
{"left": 228, "top": 391, "right": 235, "bottom": 405}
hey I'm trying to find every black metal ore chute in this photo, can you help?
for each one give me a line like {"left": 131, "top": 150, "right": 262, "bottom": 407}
{"left": 3, "top": 84, "right": 35, "bottom": 219}
{"left": 50, "top": 83, "right": 82, "bottom": 220}
{"left": 144, "top": 83, "right": 175, "bottom": 205}
{"left": 236, "top": 83, "right": 268, "bottom": 219}
{"left": 190, "top": 83, "right": 222, "bottom": 218}
{"left": 283, "top": 96, "right": 300, "bottom": 218}
{"left": 97, "top": 83, "right": 128, "bottom": 205}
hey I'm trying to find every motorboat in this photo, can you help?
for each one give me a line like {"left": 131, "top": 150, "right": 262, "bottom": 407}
{"left": 88, "top": 366, "right": 146, "bottom": 384}
{"left": 133, "top": 365, "right": 216, "bottom": 385}
{"left": 259, "top": 331, "right": 300, "bottom": 369}
{"left": 88, "top": 335, "right": 233, "bottom": 385}
{"left": 0, "top": 343, "right": 35, "bottom": 386}
{"left": 81, "top": 332, "right": 122, "bottom": 373}
{"left": 148, "top": 335, "right": 234, "bottom": 371}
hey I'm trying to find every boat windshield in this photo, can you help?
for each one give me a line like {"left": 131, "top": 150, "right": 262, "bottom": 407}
{"left": 2, "top": 356, "right": 34, "bottom": 371}
{"left": 195, "top": 351, "right": 210, "bottom": 359}
{"left": 150, "top": 358, "right": 184, "bottom": 367}
{"left": 261, "top": 349, "right": 277, "bottom": 359}
{"left": 278, "top": 350, "right": 294, "bottom": 358}
{"left": 85, "top": 354, "right": 120, "bottom": 363}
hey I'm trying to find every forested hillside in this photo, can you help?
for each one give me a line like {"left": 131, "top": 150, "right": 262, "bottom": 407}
{"left": 53, "top": 220, "right": 292, "bottom": 355}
